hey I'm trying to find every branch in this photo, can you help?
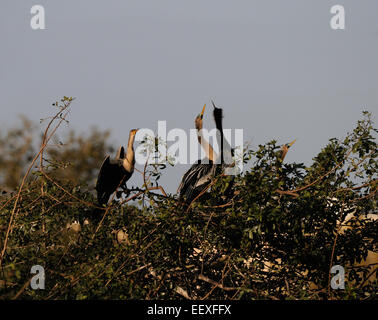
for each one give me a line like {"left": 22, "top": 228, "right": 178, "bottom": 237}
{"left": 198, "top": 274, "right": 238, "bottom": 291}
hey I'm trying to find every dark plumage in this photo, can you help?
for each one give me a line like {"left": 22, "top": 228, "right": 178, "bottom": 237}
{"left": 96, "top": 149, "right": 130, "bottom": 205}
{"left": 177, "top": 161, "right": 216, "bottom": 204}
{"left": 95, "top": 129, "right": 138, "bottom": 205}
{"left": 178, "top": 103, "right": 224, "bottom": 204}
{"left": 212, "top": 101, "right": 224, "bottom": 164}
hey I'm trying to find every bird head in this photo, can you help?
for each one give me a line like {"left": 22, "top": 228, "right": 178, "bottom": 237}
{"left": 286, "top": 139, "right": 296, "bottom": 148}
{"left": 280, "top": 139, "right": 296, "bottom": 161}
{"left": 195, "top": 104, "right": 206, "bottom": 130}
{"left": 130, "top": 128, "right": 139, "bottom": 136}
{"left": 211, "top": 100, "right": 223, "bottom": 130}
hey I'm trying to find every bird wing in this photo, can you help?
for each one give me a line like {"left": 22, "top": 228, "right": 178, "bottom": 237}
{"left": 178, "top": 163, "right": 215, "bottom": 203}
{"left": 96, "top": 155, "right": 130, "bottom": 205}
{"left": 96, "top": 155, "right": 110, "bottom": 192}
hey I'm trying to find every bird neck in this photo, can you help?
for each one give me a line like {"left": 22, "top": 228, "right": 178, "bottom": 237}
{"left": 216, "top": 121, "right": 224, "bottom": 164}
{"left": 213, "top": 107, "right": 224, "bottom": 164}
{"left": 197, "top": 128, "right": 216, "bottom": 163}
{"left": 280, "top": 146, "right": 288, "bottom": 161}
{"left": 123, "top": 133, "right": 136, "bottom": 172}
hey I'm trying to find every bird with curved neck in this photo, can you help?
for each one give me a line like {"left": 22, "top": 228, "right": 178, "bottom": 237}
{"left": 279, "top": 139, "right": 296, "bottom": 161}
{"left": 195, "top": 103, "right": 217, "bottom": 163}
{"left": 96, "top": 128, "right": 138, "bottom": 205}
{"left": 177, "top": 103, "right": 224, "bottom": 204}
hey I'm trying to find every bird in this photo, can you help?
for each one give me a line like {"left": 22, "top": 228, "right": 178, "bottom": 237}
{"left": 177, "top": 103, "right": 225, "bottom": 204}
{"left": 95, "top": 128, "right": 139, "bottom": 205}
{"left": 278, "top": 139, "right": 296, "bottom": 161}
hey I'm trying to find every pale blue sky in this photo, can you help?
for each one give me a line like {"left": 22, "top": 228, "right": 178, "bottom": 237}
{"left": 1, "top": 1, "right": 377, "bottom": 193}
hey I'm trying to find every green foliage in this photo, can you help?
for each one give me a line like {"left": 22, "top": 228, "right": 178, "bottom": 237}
{"left": 0, "top": 102, "right": 376, "bottom": 300}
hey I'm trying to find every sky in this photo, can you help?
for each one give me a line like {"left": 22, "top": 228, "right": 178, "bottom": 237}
{"left": 1, "top": 0, "right": 377, "bottom": 194}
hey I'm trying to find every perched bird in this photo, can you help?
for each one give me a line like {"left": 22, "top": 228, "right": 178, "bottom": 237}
{"left": 177, "top": 103, "right": 225, "bottom": 204}
{"left": 96, "top": 129, "right": 138, "bottom": 205}
{"left": 279, "top": 139, "right": 296, "bottom": 161}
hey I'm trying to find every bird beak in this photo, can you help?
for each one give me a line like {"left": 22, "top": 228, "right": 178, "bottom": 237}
{"left": 200, "top": 104, "right": 206, "bottom": 119}
{"left": 288, "top": 139, "right": 296, "bottom": 147}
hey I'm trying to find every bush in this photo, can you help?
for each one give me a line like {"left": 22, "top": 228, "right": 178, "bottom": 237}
{"left": 0, "top": 98, "right": 376, "bottom": 300}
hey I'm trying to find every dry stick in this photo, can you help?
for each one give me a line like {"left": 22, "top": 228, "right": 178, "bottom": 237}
{"left": 119, "top": 187, "right": 169, "bottom": 206}
{"left": 104, "top": 259, "right": 130, "bottom": 287}
{"left": 327, "top": 200, "right": 345, "bottom": 298}
{"left": 137, "top": 154, "right": 151, "bottom": 207}
{"left": 105, "top": 263, "right": 151, "bottom": 287}
{"left": 149, "top": 276, "right": 166, "bottom": 299}
{"left": 99, "top": 250, "right": 132, "bottom": 285}
{"left": 21, "top": 198, "right": 61, "bottom": 218}
{"left": 0, "top": 194, "right": 18, "bottom": 213}
{"left": 45, "top": 263, "right": 96, "bottom": 300}
{"left": 284, "top": 278, "right": 291, "bottom": 297}
{"left": 200, "top": 212, "right": 215, "bottom": 274}
{"left": 139, "top": 148, "right": 170, "bottom": 199}
{"left": 2, "top": 104, "right": 73, "bottom": 287}
{"left": 22, "top": 195, "right": 43, "bottom": 210}
{"left": 39, "top": 100, "right": 72, "bottom": 171}
{"left": 41, "top": 171, "right": 102, "bottom": 209}
{"left": 45, "top": 192, "right": 63, "bottom": 204}
{"left": 92, "top": 175, "right": 127, "bottom": 237}
{"left": 46, "top": 263, "right": 92, "bottom": 299}
{"left": 276, "top": 189, "right": 299, "bottom": 198}
{"left": 358, "top": 266, "right": 378, "bottom": 289}
{"left": 0, "top": 160, "right": 40, "bottom": 268}
{"left": 351, "top": 189, "right": 377, "bottom": 203}
{"left": 91, "top": 156, "right": 161, "bottom": 237}
{"left": 220, "top": 256, "right": 232, "bottom": 290}
{"left": 51, "top": 242, "right": 151, "bottom": 299}
{"left": 8, "top": 208, "right": 20, "bottom": 236}
{"left": 334, "top": 179, "right": 377, "bottom": 194}
{"left": 203, "top": 212, "right": 214, "bottom": 240}
{"left": 327, "top": 231, "right": 340, "bottom": 298}
{"left": 175, "top": 286, "right": 192, "bottom": 300}
{"left": 11, "top": 277, "right": 32, "bottom": 300}
{"left": 37, "top": 107, "right": 102, "bottom": 209}
{"left": 101, "top": 232, "right": 161, "bottom": 287}
{"left": 117, "top": 154, "right": 168, "bottom": 206}
{"left": 201, "top": 264, "right": 234, "bottom": 300}
{"left": 151, "top": 185, "right": 167, "bottom": 197}
{"left": 0, "top": 106, "right": 71, "bottom": 268}
{"left": 202, "top": 199, "right": 234, "bottom": 209}
{"left": 119, "top": 153, "right": 150, "bottom": 205}
{"left": 37, "top": 104, "right": 68, "bottom": 235}
{"left": 121, "top": 190, "right": 145, "bottom": 204}
{"left": 198, "top": 273, "right": 237, "bottom": 292}
{"left": 125, "top": 264, "right": 151, "bottom": 276}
